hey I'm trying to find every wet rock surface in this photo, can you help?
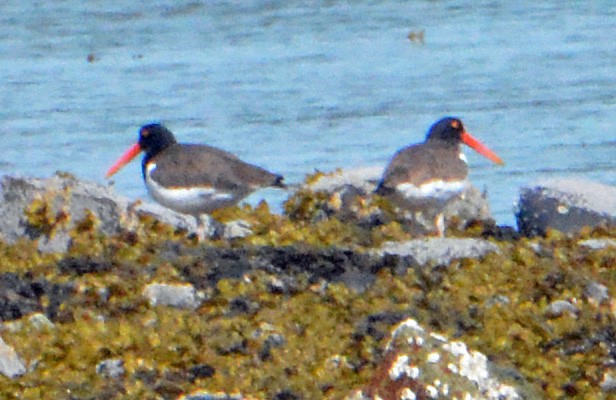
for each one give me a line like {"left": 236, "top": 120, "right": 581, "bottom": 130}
{"left": 516, "top": 178, "right": 616, "bottom": 236}
{"left": 168, "top": 242, "right": 502, "bottom": 294}
{"left": 0, "top": 273, "right": 73, "bottom": 322}
{"left": 176, "top": 245, "right": 391, "bottom": 292}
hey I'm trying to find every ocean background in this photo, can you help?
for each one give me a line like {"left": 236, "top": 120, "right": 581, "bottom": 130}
{"left": 1, "top": 1, "right": 614, "bottom": 226}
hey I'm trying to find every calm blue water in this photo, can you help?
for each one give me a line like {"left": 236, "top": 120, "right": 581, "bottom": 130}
{"left": 1, "top": 1, "right": 615, "bottom": 225}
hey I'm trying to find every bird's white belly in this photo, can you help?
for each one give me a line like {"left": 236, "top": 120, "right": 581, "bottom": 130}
{"left": 145, "top": 165, "right": 237, "bottom": 215}
{"left": 396, "top": 180, "right": 468, "bottom": 202}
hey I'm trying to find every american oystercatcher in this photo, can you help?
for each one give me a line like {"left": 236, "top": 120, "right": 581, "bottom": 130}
{"left": 375, "top": 117, "right": 504, "bottom": 236}
{"left": 105, "top": 123, "right": 285, "bottom": 238}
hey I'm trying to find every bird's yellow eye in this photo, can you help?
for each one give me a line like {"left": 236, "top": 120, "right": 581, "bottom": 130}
{"left": 451, "top": 120, "right": 460, "bottom": 129}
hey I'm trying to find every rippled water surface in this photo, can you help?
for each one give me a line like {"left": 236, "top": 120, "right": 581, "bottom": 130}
{"left": 1, "top": 1, "right": 615, "bottom": 225}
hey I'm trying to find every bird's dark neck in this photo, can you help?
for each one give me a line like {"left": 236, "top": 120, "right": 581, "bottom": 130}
{"left": 141, "top": 142, "right": 174, "bottom": 179}
{"left": 426, "top": 137, "right": 461, "bottom": 151}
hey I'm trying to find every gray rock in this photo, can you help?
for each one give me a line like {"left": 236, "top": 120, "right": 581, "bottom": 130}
{"left": 601, "top": 372, "right": 616, "bottom": 392}
{"left": 0, "top": 174, "right": 128, "bottom": 250}
{"left": 96, "top": 358, "right": 125, "bottom": 379}
{"left": 442, "top": 185, "right": 493, "bottom": 229}
{"left": 0, "top": 336, "right": 26, "bottom": 379}
{"left": 529, "top": 241, "right": 553, "bottom": 257}
{"left": 132, "top": 201, "right": 220, "bottom": 237}
{"left": 0, "top": 174, "right": 219, "bottom": 250}
{"left": 544, "top": 300, "right": 579, "bottom": 318}
{"left": 37, "top": 230, "right": 72, "bottom": 254}
{"left": 579, "top": 238, "right": 616, "bottom": 250}
{"left": 28, "top": 313, "right": 55, "bottom": 330}
{"left": 307, "top": 166, "right": 383, "bottom": 194}
{"left": 177, "top": 393, "right": 243, "bottom": 400}
{"left": 373, "top": 238, "right": 500, "bottom": 267}
{"left": 142, "top": 283, "right": 201, "bottom": 309}
{"left": 516, "top": 178, "right": 616, "bottom": 236}
{"left": 486, "top": 295, "right": 511, "bottom": 308}
{"left": 584, "top": 281, "right": 610, "bottom": 306}
{"left": 222, "top": 219, "right": 252, "bottom": 240}
{"left": 347, "top": 318, "right": 530, "bottom": 400}
{"left": 305, "top": 167, "right": 494, "bottom": 234}
{"left": 131, "top": 201, "right": 197, "bottom": 232}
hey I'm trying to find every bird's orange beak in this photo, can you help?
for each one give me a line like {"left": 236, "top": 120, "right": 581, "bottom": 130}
{"left": 105, "top": 143, "right": 142, "bottom": 178}
{"left": 461, "top": 131, "right": 504, "bottom": 165}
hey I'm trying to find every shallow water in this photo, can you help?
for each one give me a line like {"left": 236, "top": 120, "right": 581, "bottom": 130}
{"left": 1, "top": 1, "right": 615, "bottom": 225}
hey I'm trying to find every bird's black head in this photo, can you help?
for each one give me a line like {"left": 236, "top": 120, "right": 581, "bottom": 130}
{"left": 138, "top": 124, "right": 177, "bottom": 157}
{"left": 426, "top": 117, "right": 465, "bottom": 145}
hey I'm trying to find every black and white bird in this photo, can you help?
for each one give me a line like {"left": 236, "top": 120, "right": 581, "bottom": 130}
{"left": 106, "top": 123, "right": 285, "bottom": 238}
{"left": 375, "top": 117, "right": 503, "bottom": 236}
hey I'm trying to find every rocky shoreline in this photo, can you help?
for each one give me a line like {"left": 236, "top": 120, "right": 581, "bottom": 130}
{"left": 0, "top": 171, "right": 615, "bottom": 399}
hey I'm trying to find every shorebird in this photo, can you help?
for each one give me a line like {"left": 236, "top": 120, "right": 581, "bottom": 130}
{"left": 375, "top": 117, "right": 503, "bottom": 236}
{"left": 105, "top": 123, "right": 285, "bottom": 238}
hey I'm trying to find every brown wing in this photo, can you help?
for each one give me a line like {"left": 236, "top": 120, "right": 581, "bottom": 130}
{"left": 378, "top": 142, "right": 468, "bottom": 190}
{"left": 150, "top": 144, "right": 283, "bottom": 191}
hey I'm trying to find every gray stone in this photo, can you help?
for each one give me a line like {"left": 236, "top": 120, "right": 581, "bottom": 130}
{"left": 96, "top": 358, "right": 125, "bottom": 379}
{"left": 0, "top": 336, "right": 26, "bottom": 379}
{"left": 442, "top": 185, "right": 493, "bottom": 229}
{"left": 37, "top": 231, "right": 72, "bottom": 254}
{"left": 142, "top": 283, "right": 201, "bottom": 309}
{"left": 132, "top": 201, "right": 220, "bottom": 237}
{"left": 516, "top": 178, "right": 616, "bottom": 236}
{"left": 307, "top": 166, "right": 383, "bottom": 194}
{"left": 544, "top": 300, "right": 579, "bottom": 318}
{"left": 486, "top": 295, "right": 511, "bottom": 308}
{"left": 347, "top": 318, "right": 531, "bottom": 400}
{"left": 579, "top": 238, "right": 616, "bottom": 250}
{"left": 305, "top": 167, "right": 494, "bottom": 234}
{"left": 601, "top": 372, "right": 616, "bottom": 392}
{"left": 584, "top": 281, "right": 610, "bottom": 306}
{"left": 0, "top": 174, "right": 220, "bottom": 250}
{"left": 373, "top": 238, "right": 500, "bottom": 267}
{"left": 0, "top": 174, "right": 128, "bottom": 251}
{"left": 222, "top": 219, "right": 252, "bottom": 240}
{"left": 177, "top": 393, "right": 243, "bottom": 400}
{"left": 131, "top": 201, "right": 197, "bottom": 232}
{"left": 28, "top": 313, "right": 55, "bottom": 330}
{"left": 529, "top": 241, "right": 553, "bottom": 257}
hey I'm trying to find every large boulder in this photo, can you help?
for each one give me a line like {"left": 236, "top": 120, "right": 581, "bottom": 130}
{"left": 0, "top": 174, "right": 127, "bottom": 243}
{"left": 0, "top": 336, "right": 26, "bottom": 379}
{"left": 294, "top": 167, "right": 494, "bottom": 234}
{"left": 373, "top": 238, "right": 500, "bottom": 268}
{"left": 0, "top": 174, "right": 218, "bottom": 251}
{"left": 346, "top": 318, "right": 532, "bottom": 400}
{"left": 516, "top": 178, "right": 616, "bottom": 236}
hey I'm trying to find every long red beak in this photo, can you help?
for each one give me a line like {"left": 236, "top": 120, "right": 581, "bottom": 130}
{"left": 461, "top": 131, "right": 504, "bottom": 165}
{"left": 105, "top": 143, "right": 142, "bottom": 178}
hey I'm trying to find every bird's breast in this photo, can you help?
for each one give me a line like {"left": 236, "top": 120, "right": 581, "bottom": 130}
{"left": 144, "top": 162, "right": 237, "bottom": 215}
{"left": 396, "top": 179, "right": 469, "bottom": 201}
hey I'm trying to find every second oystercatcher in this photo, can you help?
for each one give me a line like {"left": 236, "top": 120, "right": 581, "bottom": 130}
{"left": 105, "top": 123, "right": 285, "bottom": 238}
{"left": 375, "top": 117, "right": 504, "bottom": 236}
